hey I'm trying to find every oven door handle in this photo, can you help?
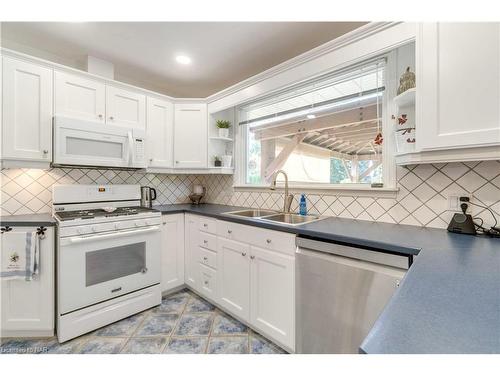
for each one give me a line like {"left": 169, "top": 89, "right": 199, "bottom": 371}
{"left": 63, "top": 226, "right": 160, "bottom": 244}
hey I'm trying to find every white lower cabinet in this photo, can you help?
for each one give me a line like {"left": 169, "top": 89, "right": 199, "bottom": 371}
{"left": 217, "top": 237, "right": 251, "bottom": 320}
{"left": 198, "top": 263, "right": 217, "bottom": 299}
{"left": 160, "top": 213, "right": 185, "bottom": 293}
{"left": 250, "top": 245, "right": 295, "bottom": 350}
{"left": 163, "top": 213, "right": 296, "bottom": 351}
{"left": 1, "top": 227, "right": 54, "bottom": 337}
{"left": 184, "top": 214, "right": 200, "bottom": 289}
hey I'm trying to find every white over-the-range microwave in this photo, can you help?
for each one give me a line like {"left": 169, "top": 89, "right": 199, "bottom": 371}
{"left": 53, "top": 116, "right": 147, "bottom": 169}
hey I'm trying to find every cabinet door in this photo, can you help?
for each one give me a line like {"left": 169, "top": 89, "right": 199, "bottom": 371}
{"left": 250, "top": 246, "right": 295, "bottom": 350}
{"left": 184, "top": 214, "right": 200, "bottom": 290}
{"left": 173, "top": 103, "right": 208, "bottom": 168}
{"left": 217, "top": 237, "right": 250, "bottom": 321}
{"left": 1, "top": 227, "right": 54, "bottom": 336}
{"left": 147, "top": 97, "right": 173, "bottom": 168}
{"left": 199, "top": 263, "right": 217, "bottom": 300}
{"left": 2, "top": 57, "right": 53, "bottom": 162}
{"left": 106, "top": 85, "right": 146, "bottom": 129}
{"left": 161, "top": 214, "right": 185, "bottom": 293}
{"left": 54, "top": 71, "right": 105, "bottom": 122}
{"left": 418, "top": 23, "right": 500, "bottom": 150}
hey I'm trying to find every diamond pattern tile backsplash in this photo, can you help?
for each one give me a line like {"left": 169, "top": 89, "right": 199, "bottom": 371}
{"left": 1, "top": 160, "right": 499, "bottom": 230}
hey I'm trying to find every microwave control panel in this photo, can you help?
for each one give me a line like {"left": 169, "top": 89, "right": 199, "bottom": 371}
{"left": 134, "top": 138, "right": 145, "bottom": 162}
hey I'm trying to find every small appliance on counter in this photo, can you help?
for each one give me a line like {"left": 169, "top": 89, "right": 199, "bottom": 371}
{"left": 189, "top": 184, "right": 205, "bottom": 204}
{"left": 140, "top": 186, "right": 157, "bottom": 208}
{"left": 447, "top": 202, "right": 476, "bottom": 235}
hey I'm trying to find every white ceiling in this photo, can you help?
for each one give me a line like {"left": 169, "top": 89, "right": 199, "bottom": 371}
{"left": 1, "top": 22, "right": 366, "bottom": 97}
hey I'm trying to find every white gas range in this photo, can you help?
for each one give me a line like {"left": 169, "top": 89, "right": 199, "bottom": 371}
{"left": 53, "top": 184, "right": 162, "bottom": 343}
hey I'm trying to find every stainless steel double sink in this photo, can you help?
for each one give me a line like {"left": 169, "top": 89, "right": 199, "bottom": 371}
{"left": 223, "top": 209, "right": 323, "bottom": 226}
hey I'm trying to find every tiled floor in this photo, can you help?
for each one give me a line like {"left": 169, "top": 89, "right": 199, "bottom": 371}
{"left": 0, "top": 289, "right": 286, "bottom": 354}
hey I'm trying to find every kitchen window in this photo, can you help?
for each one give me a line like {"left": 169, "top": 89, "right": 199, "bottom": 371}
{"left": 237, "top": 58, "right": 392, "bottom": 190}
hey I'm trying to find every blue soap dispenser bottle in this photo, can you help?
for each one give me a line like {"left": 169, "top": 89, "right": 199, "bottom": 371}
{"left": 299, "top": 193, "right": 307, "bottom": 215}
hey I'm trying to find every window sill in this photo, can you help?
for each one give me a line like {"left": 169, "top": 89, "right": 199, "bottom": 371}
{"left": 232, "top": 184, "right": 399, "bottom": 198}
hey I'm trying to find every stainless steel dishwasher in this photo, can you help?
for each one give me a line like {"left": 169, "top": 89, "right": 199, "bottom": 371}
{"left": 296, "top": 237, "right": 411, "bottom": 354}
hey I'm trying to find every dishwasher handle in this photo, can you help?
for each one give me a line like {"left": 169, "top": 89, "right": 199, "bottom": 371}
{"left": 296, "top": 237, "right": 411, "bottom": 270}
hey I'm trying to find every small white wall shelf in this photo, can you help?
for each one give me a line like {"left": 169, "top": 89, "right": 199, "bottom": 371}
{"left": 209, "top": 137, "right": 234, "bottom": 142}
{"left": 208, "top": 108, "right": 235, "bottom": 171}
{"left": 393, "top": 87, "right": 416, "bottom": 107}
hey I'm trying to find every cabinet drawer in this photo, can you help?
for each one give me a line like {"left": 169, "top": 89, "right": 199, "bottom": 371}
{"left": 217, "top": 219, "right": 296, "bottom": 256}
{"left": 199, "top": 217, "right": 217, "bottom": 234}
{"left": 199, "top": 264, "right": 217, "bottom": 299}
{"left": 217, "top": 220, "right": 247, "bottom": 241}
{"left": 198, "top": 248, "right": 217, "bottom": 269}
{"left": 199, "top": 232, "right": 216, "bottom": 251}
{"left": 249, "top": 227, "right": 296, "bottom": 256}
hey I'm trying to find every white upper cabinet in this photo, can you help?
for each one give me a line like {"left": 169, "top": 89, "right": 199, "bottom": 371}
{"left": 55, "top": 71, "right": 106, "bottom": 122}
{"left": 173, "top": 103, "right": 208, "bottom": 168}
{"left": 217, "top": 237, "right": 250, "bottom": 321}
{"left": 250, "top": 245, "right": 294, "bottom": 350}
{"left": 106, "top": 85, "right": 146, "bottom": 129}
{"left": 147, "top": 97, "right": 174, "bottom": 168}
{"left": 418, "top": 23, "right": 500, "bottom": 151}
{"left": 2, "top": 57, "right": 53, "bottom": 165}
{"left": 160, "top": 213, "right": 185, "bottom": 293}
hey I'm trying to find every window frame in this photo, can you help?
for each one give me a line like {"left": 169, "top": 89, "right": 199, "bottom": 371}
{"left": 233, "top": 51, "right": 398, "bottom": 198}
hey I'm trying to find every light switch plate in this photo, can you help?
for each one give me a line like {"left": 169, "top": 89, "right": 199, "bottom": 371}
{"left": 447, "top": 194, "right": 460, "bottom": 211}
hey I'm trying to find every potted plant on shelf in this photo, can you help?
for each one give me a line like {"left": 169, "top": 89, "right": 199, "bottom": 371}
{"left": 216, "top": 120, "right": 231, "bottom": 138}
{"left": 214, "top": 156, "right": 222, "bottom": 167}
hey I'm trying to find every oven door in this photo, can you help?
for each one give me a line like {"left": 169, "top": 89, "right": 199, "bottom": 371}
{"left": 54, "top": 116, "right": 133, "bottom": 168}
{"left": 58, "top": 226, "right": 161, "bottom": 314}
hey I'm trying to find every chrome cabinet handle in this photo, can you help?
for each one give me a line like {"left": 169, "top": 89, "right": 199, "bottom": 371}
{"left": 175, "top": 161, "right": 179, "bottom": 164}
{"left": 141, "top": 267, "right": 148, "bottom": 274}
{"left": 98, "top": 114, "right": 103, "bottom": 119}
{"left": 203, "top": 223, "right": 208, "bottom": 227}
{"left": 266, "top": 239, "right": 272, "bottom": 244}
{"left": 204, "top": 281, "right": 209, "bottom": 285}
{"left": 203, "top": 256, "right": 208, "bottom": 261}
{"left": 241, "top": 252, "right": 246, "bottom": 256}
{"left": 43, "top": 150, "right": 48, "bottom": 154}
{"left": 250, "top": 255, "right": 255, "bottom": 260}
{"left": 109, "top": 116, "right": 114, "bottom": 120}
{"left": 204, "top": 240, "right": 208, "bottom": 244}
{"left": 227, "top": 229, "right": 232, "bottom": 234}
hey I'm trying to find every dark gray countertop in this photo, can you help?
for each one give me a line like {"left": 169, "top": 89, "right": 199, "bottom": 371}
{"left": 0, "top": 213, "right": 56, "bottom": 227}
{"left": 156, "top": 203, "right": 500, "bottom": 353}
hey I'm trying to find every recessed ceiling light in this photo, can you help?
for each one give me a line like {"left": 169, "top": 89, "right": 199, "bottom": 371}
{"left": 307, "top": 114, "right": 316, "bottom": 119}
{"left": 176, "top": 55, "right": 191, "bottom": 65}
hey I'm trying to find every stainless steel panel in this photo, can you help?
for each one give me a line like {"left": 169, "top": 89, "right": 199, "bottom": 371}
{"left": 296, "top": 237, "right": 410, "bottom": 270}
{"left": 296, "top": 247, "right": 406, "bottom": 354}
